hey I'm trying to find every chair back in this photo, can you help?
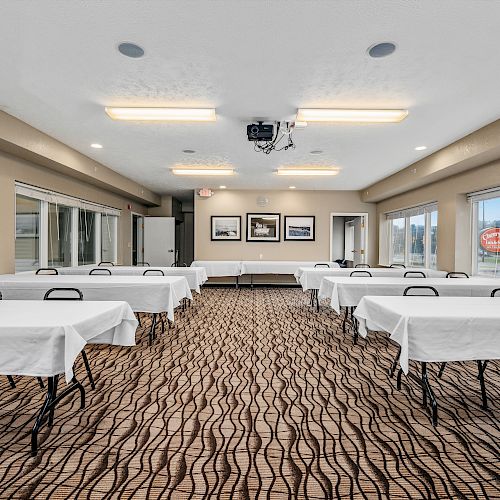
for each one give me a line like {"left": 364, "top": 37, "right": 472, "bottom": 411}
{"left": 355, "top": 264, "right": 370, "bottom": 268}
{"left": 89, "top": 268, "right": 112, "bottom": 275}
{"left": 491, "top": 288, "right": 500, "bottom": 297}
{"left": 446, "top": 272, "right": 469, "bottom": 278}
{"left": 43, "top": 288, "right": 84, "bottom": 300}
{"left": 314, "top": 263, "right": 330, "bottom": 268}
{"left": 36, "top": 268, "right": 58, "bottom": 275}
{"left": 350, "top": 271, "right": 372, "bottom": 277}
{"left": 136, "top": 262, "right": 150, "bottom": 266}
{"left": 404, "top": 271, "right": 426, "bottom": 278}
{"left": 390, "top": 264, "right": 406, "bottom": 268}
{"left": 403, "top": 286, "right": 439, "bottom": 296}
{"left": 98, "top": 261, "right": 115, "bottom": 266}
{"left": 143, "top": 269, "right": 165, "bottom": 276}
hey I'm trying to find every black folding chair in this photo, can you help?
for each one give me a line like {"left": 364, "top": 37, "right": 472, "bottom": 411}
{"left": 404, "top": 271, "right": 426, "bottom": 278}
{"left": 43, "top": 288, "right": 95, "bottom": 390}
{"left": 142, "top": 269, "right": 167, "bottom": 343}
{"left": 89, "top": 268, "right": 112, "bottom": 275}
{"left": 350, "top": 270, "right": 372, "bottom": 277}
{"left": 491, "top": 288, "right": 500, "bottom": 297}
{"left": 446, "top": 272, "right": 469, "bottom": 278}
{"left": 36, "top": 268, "right": 58, "bottom": 275}
{"left": 344, "top": 271, "right": 373, "bottom": 342}
{"left": 136, "top": 262, "right": 150, "bottom": 266}
{"left": 314, "top": 263, "right": 330, "bottom": 268}
{"left": 98, "top": 261, "right": 114, "bottom": 266}
{"left": 355, "top": 264, "right": 371, "bottom": 268}
{"left": 390, "top": 264, "right": 406, "bottom": 268}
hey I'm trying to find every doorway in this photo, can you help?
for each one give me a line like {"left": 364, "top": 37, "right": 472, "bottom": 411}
{"left": 330, "top": 212, "right": 368, "bottom": 267}
{"left": 131, "top": 213, "right": 144, "bottom": 265}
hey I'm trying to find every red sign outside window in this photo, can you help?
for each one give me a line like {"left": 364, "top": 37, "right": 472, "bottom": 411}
{"left": 480, "top": 227, "right": 500, "bottom": 253}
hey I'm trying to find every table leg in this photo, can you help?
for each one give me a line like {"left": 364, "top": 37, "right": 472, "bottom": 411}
{"left": 7, "top": 375, "right": 16, "bottom": 388}
{"left": 389, "top": 346, "right": 401, "bottom": 377}
{"left": 477, "top": 360, "right": 489, "bottom": 410}
{"left": 342, "top": 308, "right": 348, "bottom": 333}
{"left": 31, "top": 375, "right": 85, "bottom": 456}
{"left": 437, "top": 362, "right": 447, "bottom": 379}
{"left": 236, "top": 276, "right": 239, "bottom": 289}
{"left": 421, "top": 362, "right": 438, "bottom": 426}
{"left": 81, "top": 351, "right": 96, "bottom": 390}
{"left": 315, "top": 290, "right": 320, "bottom": 313}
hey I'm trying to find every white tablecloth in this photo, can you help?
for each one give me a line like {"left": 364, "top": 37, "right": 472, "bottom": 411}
{"left": 354, "top": 296, "right": 500, "bottom": 374}
{"left": 56, "top": 266, "right": 208, "bottom": 293}
{"left": 318, "top": 276, "right": 500, "bottom": 313}
{"left": 0, "top": 300, "right": 137, "bottom": 382}
{"left": 0, "top": 275, "right": 192, "bottom": 321}
{"left": 240, "top": 261, "right": 340, "bottom": 275}
{"left": 191, "top": 261, "right": 242, "bottom": 277}
{"left": 297, "top": 267, "right": 447, "bottom": 291}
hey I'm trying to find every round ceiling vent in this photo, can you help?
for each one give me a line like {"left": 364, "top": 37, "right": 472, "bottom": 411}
{"left": 118, "top": 42, "right": 145, "bottom": 58}
{"left": 256, "top": 196, "right": 269, "bottom": 207}
{"left": 367, "top": 42, "right": 396, "bottom": 58}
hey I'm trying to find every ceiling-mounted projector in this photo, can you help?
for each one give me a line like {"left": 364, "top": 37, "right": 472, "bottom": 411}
{"left": 247, "top": 122, "right": 274, "bottom": 142}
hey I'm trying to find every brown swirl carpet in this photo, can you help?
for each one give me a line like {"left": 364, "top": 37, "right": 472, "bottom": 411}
{"left": 0, "top": 288, "right": 499, "bottom": 499}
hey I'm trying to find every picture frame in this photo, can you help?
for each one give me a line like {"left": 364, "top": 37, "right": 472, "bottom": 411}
{"left": 284, "top": 215, "right": 315, "bottom": 241}
{"left": 211, "top": 216, "right": 241, "bottom": 241}
{"left": 246, "top": 213, "right": 281, "bottom": 242}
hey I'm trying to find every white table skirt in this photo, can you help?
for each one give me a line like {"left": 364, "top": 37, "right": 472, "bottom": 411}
{"left": 241, "top": 261, "right": 339, "bottom": 275}
{"left": 0, "top": 275, "right": 192, "bottom": 320}
{"left": 191, "top": 261, "right": 242, "bottom": 277}
{"left": 354, "top": 296, "right": 500, "bottom": 374}
{"left": 318, "top": 276, "right": 500, "bottom": 314}
{"left": 0, "top": 300, "right": 137, "bottom": 382}
{"left": 56, "top": 266, "right": 208, "bottom": 293}
{"left": 296, "top": 267, "right": 448, "bottom": 291}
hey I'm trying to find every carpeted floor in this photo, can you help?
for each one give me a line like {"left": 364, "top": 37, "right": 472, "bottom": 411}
{"left": 0, "top": 288, "right": 499, "bottom": 499}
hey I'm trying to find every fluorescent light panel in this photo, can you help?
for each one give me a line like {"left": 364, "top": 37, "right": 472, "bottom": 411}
{"left": 171, "top": 168, "right": 233, "bottom": 176}
{"left": 276, "top": 168, "right": 339, "bottom": 176}
{"left": 105, "top": 107, "right": 216, "bottom": 122}
{"left": 296, "top": 108, "right": 408, "bottom": 123}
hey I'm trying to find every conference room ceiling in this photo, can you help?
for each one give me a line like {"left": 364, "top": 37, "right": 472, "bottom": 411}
{"left": 1, "top": 0, "right": 500, "bottom": 197}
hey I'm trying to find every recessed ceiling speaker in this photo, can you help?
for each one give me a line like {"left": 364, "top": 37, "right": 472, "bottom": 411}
{"left": 368, "top": 42, "right": 396, "bottom": 58}
{"left": 256, "top": 196, "right": 269, "bottom": 207}
{"left": 118, "top": 42, "right": 145, "bottom": 58}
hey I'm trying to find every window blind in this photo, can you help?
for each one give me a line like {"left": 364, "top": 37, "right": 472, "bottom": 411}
{"left": 386, "top": 202, "right": 437, "bottom": 220}
{"left": 467, "top": 187, "right": 500, "bottom": 203}
{"left": 16, "top": 183, "right": 121, "bottom": 217}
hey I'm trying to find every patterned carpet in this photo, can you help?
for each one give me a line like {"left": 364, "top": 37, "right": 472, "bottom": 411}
{"left": 0, "top": 288, "right": 498, "bottom": 499}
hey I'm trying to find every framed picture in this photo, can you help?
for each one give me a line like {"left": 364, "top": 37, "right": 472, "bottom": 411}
{"left": 211, "top": 216, "right": 241, "bottom": 241}
{"left": 246, "top": 213, "right": 280, "bottom": 242}
{"left": 284, "top": 216, "right": 315, "bottom": 241}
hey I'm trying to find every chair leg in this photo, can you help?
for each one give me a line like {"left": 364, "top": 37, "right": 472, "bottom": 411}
{"left": 342, "top": 307, "right": 348, "bottom": 333}
{"left": 477, "top": 360, "right": 489, "bottom": 410}
{"left": 421, "top": 362, "right": 438, "bottom": 426}
{"left": 7, "top": 375, "right": 16, "bottom": 388}
{"left": 437, "top": 362, "right": 447, "bottom": 379}
{"left": 48, "top": 375, "right": 59, "bottom": 427}
{"left": 137, "top": 313, "right": 142, "bottom": 327}
{"left": 81, "top": 350, "right": 96, "bottom": 390}
{"left": 37, "top": 377, "right": 44, "bottom": 389}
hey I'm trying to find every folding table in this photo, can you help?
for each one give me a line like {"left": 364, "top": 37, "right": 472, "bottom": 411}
{"left": 354, "top": 296, "right": 500, "bottom": 426}
{"left": 0, "top": 300, "right": 137, "bottom": 454}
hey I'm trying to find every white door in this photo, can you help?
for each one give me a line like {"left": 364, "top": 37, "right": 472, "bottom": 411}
{"left": 344, "top": 222, "right": 355, "bottom": 261}
{"left": 144, "top": 217, "right": 176, "bottom": 266}
{"left": 352, "top": 216, "right": 366, "bottom": 266}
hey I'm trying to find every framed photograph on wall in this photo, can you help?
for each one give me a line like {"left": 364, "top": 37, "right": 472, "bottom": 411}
{"left": 284, "top": 216, "right": 315, "bottom": 241}
{"left": 211, "top": 216, "right": 241, "bottom": 241}
{"left": 246, "top": 213, "right": 280, "bottom": 242}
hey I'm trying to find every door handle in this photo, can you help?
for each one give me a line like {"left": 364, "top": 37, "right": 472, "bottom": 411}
{"left": 168, "top": 249, "right": 174, "bottom": 252}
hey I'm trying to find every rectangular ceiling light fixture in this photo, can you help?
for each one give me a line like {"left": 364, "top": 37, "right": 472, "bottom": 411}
{"left": 296, "top": 108, "right": 408, "bottom": 123}
{"left": 105, "top": 107, "right": 216, "bottom": 122}
{"left": 171, "top": 167, "right": 234, "bottom": 176}
{"left": 276, "top": 167, "right": 339, "bottom": 176}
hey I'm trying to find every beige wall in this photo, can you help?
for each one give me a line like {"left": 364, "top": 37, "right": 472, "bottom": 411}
{"left": 0, "top": 152, "right": 149, "bottom": 274}
{"left": 194, "top": 190, "right": 377, "bottom": 264}
{"left": 376, "top": 160, "right": 500, "bottom": 272}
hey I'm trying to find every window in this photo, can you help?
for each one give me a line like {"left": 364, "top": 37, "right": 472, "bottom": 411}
{"left": 391, "top": 218, "right": 406, "bottom": 265}
{"left": 470, "top": 190, "right": 500, "bottom": 277}
{"left": 101, "top": 214, "right": 118, "bottom": 263}
{"left": 14, "top": 183, "right": 120, "bottom": 272}
{"left": 15, "top": 195, "right": 41, "bottom": 272}
{"left": 48, "top": 203, "right": 72, "bottom": 267}
{"left": 78, "top": 209, "right": 97, "bottom": 265}
{"left": 387, "top": 203, "right": 438, "bottom": 268}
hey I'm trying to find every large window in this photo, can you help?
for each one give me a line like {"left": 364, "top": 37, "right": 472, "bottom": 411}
{"left": 14, "top": 183, "right": 120, "bottom": 272}
{"left": 15, "top": 195, "right": 41, "bottom": 272}
{"left": 48, "top": 203, "right": 72, "bottom": 268}
{"left": 387, "top": 203, "right": 438, "bottom": 269}
{"left": 471, "top": 191, "right": 500, "bottom": 277}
